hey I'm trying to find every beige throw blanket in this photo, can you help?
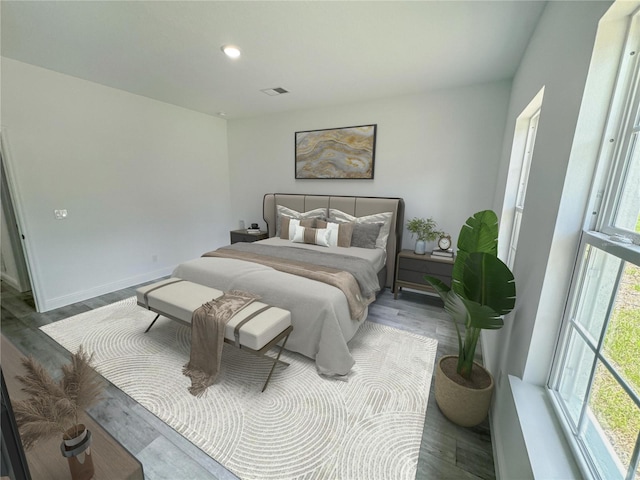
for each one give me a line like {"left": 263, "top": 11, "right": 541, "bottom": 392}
{"left": 182, "top": 291, "right": 259, "bottom": 397}
{"left": 203, "top": 248, "right": 374, "bottom": 321}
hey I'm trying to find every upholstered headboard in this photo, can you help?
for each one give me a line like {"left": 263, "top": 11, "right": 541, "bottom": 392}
{"left": 263, "top": 193, "right": 404, "bottom": 290}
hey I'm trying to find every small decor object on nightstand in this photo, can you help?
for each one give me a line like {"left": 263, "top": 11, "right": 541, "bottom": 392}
{"left": 432, "top": 234, "right": 454, "bottom": 258}
{"left": 438, "top": 234, "right": 452, "bottom": 251}
{"left": 406, "top": 217, "right": 442, "bottom": 255}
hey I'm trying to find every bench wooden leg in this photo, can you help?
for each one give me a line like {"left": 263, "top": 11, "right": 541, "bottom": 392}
{"left": 261, "top": 332, "right": 291, "bottom": 392}
{"left": 144, "top": 313, "right": 161, "bottom": 333}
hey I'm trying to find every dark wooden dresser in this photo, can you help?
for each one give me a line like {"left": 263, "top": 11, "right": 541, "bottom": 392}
{"left": 1, "top": 336, "right": 144, "bottom": 480}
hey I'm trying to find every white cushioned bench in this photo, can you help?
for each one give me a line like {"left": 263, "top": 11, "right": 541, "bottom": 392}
{"left": 136, "top": 278, "right": 292, "bottom": 391}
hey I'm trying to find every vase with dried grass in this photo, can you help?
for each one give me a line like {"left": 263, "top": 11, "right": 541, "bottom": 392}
{"left": 13, "top": 346, "right": 104, "bottom": 480}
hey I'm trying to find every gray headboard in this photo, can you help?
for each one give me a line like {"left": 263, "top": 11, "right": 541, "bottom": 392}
{"left": 263, "top": 193, "right": 405, "bottom": 290}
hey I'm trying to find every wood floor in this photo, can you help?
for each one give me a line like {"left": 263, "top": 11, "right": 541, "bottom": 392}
{"left": 0, "top": 281, "right": 495, "bottom": 480}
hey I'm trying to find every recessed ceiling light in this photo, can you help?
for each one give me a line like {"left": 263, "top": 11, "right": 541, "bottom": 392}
{"left": 221, "top": 45, "right": 241, "bottom": 59}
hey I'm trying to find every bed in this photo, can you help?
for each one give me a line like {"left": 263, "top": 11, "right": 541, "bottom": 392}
{"left": 172, "top": 193, "right": 404, "bottom": 375}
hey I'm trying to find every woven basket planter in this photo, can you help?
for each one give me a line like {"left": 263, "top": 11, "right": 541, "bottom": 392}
{"left": 435, "top": 355, "right": 494, "bottom": 427}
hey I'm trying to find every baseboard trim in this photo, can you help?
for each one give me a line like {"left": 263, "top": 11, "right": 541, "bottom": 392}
{"left": 1, "top": 271, "right": 24, "bottom": 292}
{"left": 40, "top": 267, "right": 174, "bottom": 312}
{"left": 490, "top": 390, "right": 508, "bottom": 480}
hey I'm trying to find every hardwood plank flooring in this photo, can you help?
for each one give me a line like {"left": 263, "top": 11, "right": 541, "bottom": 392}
{"left": 0, "top": 281, "right": 495, "bottom": 479}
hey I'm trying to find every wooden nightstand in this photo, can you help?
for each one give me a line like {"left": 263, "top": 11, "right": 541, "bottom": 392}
{"left": 394, "top": 249, "right": 454, "bottom": 299}
{"left": 230, "top": 229, "right": 269, "bottom": 244}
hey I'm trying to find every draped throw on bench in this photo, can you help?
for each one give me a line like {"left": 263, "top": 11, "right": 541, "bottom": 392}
{"left": 183, "top": 290, "right": 260, "bottom": 397}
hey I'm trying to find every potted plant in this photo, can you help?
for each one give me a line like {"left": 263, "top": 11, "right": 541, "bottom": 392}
{"left": 13, "top": 346, "right": 104, "bottom": 480}
{"left": 406, "top": 217, "right": 442, "bottom": 255}
{"left": 425, "top": 210, "right": 516, "bottom": 427}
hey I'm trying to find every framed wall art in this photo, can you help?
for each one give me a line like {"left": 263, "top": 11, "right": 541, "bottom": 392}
{"left": 295, "top": 124, "right": 377, "bottom": 179}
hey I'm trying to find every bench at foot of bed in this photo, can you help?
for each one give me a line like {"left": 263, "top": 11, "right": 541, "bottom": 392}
{"left": 135, "top": 278, "right": 292, "bottom": 392}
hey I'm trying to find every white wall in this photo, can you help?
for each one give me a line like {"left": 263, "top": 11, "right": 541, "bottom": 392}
{"left": 227, "top": 81, "right": 512, "bottom": 249}
{"left": 1, "top": 58, "right": 231, "bottom": 311}
{"left": 491, "top": 0, "right": 613, "bottom": 385}
{"left": 488, "top": 0, "right": 613, "bottom": 384}
{"left": 486, "top": 2, "right": 613, "bottom": 478}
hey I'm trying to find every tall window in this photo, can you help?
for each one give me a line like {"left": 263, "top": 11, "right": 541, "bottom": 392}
{"left": 550, "top": 11, "right": 640, "bottom": 480}
{"left": 507, "top": 109, "right": 540, "bottom": 269}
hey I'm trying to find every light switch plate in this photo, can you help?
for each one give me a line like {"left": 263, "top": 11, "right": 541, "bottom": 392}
{"left": 54, "top": 209, "right": 68, "bottom": 219}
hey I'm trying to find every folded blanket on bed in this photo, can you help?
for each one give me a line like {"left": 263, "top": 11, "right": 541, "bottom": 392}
{"left": 203, "top": 243, "right": 378, "bottom": 321}
{"left": 182, "top": 290, "right": 259, "bottom": 397}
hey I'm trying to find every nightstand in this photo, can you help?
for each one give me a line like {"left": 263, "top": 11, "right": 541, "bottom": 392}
{"left": 394, "top": 249, "right": 454, "bottom": 299}
{"left": 230, "top": 229, "right": 269, "bottom": 244}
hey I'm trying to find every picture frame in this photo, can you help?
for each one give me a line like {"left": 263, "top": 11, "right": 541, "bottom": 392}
{"left": 295, "top": 124, "right": 377, "bottom": 179}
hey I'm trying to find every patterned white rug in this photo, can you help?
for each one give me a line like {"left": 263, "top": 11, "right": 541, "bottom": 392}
{"left": 41, "top": 297, "right": 437, "bottom": 480}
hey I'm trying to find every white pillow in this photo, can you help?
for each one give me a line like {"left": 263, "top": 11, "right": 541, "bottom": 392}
{"left": 276, "top": 206, "right": 327, "bottom": 236}
{"left": 286, "top": 218, "right": 300, "bottom": 240}
{"left": 325, "top": 222, "right": 340, "bottom": 247}
{"left": 292, "top": 226, "right": 331, "bottom": 247}
{"left": 329, "top": 209, "right": 393, "bottom": 249}
{"left": 316, "top": 220, "right": 355, "bottom": 247}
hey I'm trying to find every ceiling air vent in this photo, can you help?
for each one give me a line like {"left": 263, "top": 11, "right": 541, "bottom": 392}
{"left": 260, "top": 87, "right": 289, "bottom": 96}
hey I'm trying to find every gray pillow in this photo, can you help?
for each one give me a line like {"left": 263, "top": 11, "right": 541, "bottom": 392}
{"left": 351, "top": 222, "right": 383, "bottom": 249}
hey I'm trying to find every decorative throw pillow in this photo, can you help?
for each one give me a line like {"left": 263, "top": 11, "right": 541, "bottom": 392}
{"left": 316, "top": 220, "right": 355, "bottom": 247}
{"left": 351, "top": 222, "right": 383, "bottom": 249}
{"left": 328, "top": 209, "right": 393, "bottom": 249}
{"left": 275, "top": 206, "right": 327, "bottom": 236}
{"left": 292, "top": 226, "right": 331, "bottom": 247}
{"left": 280, "top": 217, "right": 316, "bottom": 240}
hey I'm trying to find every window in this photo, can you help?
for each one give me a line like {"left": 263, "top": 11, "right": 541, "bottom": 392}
{"left": 507, "top": 109, "right": 540, "bottom": 269}
{"left": 500, "top": 87, "right": 544, "bottom": 268}
{"left": 552, "top": 235, "right": 639, "bottom": 479}
{"left": 549, "top": 11, "right": 640, "bottom": 480}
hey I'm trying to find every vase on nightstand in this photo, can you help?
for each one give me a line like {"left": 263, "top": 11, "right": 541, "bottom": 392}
{"left": 414, "top": 240, "right": 426, "bottom": 255}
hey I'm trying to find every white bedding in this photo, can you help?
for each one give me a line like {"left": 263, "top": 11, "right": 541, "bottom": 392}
{"left": 172, "top": 243, "right": 382, "bottom": 375}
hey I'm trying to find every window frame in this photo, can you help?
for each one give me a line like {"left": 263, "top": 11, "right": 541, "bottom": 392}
{"left": 595, "top": 12, "right": 640, "bottom": 243}
{"left": 507, "top": 108, "right": 540, "bottom": 269}
{"left": 549, "top": 231, "right": 640, "bottom": 480}
{"left": 548, "top": 8, "right": 640, "bottom": 480}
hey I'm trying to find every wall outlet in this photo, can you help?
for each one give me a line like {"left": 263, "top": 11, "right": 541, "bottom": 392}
{"left": 54, "top": 209, "right": 68, "bottom": 219}
{"left": 152, "top": 254, "right": 158, "bottom": 263}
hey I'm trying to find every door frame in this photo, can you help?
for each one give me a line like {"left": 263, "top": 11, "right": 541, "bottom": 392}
{"left": 1, "top": 127, "right": 44, "bottom": 311}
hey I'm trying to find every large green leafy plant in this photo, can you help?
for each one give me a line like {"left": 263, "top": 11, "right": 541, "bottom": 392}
{"left": 425, "top": 210, "right": 516, "bottom": 379}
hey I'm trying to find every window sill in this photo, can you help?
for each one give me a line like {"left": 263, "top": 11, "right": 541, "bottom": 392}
{"left": 509, "top": 376, "right": 583, "bottom": 479}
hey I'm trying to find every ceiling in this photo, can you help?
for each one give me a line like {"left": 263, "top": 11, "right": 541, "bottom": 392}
{"left": 1, "top": 1, "right": 546, "bottom": 120}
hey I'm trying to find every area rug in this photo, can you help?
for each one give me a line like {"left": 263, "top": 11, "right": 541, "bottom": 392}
{"left": 41, "top": 297, "right": 438, "bottom": 480}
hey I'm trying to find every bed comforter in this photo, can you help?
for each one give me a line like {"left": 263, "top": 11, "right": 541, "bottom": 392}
{"left": 204, "top": 243, "right": 380, "bottom": 320}
{"left": 172, "top": 245, "right": 381, "bottom": 375}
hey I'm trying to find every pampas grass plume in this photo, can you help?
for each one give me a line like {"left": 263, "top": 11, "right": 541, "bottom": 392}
{"left": 13, "top": 346, "right": 104, "bottom": 449}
